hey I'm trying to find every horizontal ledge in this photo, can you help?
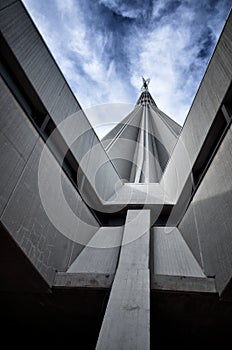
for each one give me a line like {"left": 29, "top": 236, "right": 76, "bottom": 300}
{"left": 53, "top": 273, "right": 217, "bottom": 294}
{"left": 151, "top": 274, "right": 217, "bottom": 294}
{"left": 53, "top": 272, "right": 114, "bottom": 289}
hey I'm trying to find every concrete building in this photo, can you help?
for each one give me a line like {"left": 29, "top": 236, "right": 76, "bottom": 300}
{"left": 0, "top": 1, "right": 232, "bottom": 348}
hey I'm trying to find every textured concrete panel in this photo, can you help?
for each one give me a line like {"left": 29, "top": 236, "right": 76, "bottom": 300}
{"left": 49, "top": 82, "right": 80, "bottom": 123}
{"left": 179, "top": 124, "right": 232, "bottom": 294}
{"left": 70, "top": 124, "right": 97, "bottom": 164}
{"left": 1, "top": 139, "right": 99, "bottom": 285}
{"left": 152, "top": 227, "right": 205, "bottom": 277}
{"left": 0, "top": 0, "right": 17, "bottom": 11}
{"left": 0, "top": 77, "right": 38, "bottom": 160}
{"left": 0, "top": 2, "right": 80, "bottom": 125}
{"left": 67, "top": 227, "right": 123, "bottom": 274}
{"left": 188, "top": 126, "right": 232, "bottom": 294}
{"left": 96, "top": 210, "right": 150, "bottom": 350}
{"left": 151, "top": 275, "right": 216, "bottom": 293}
{"left": 166, "top": 174, "right": 194, "bottom": 226}
{"left": 0, "top": 77, "right": 38, "bottom": 215}
{"left": 54, "top": 272, "right": 114, "bottom": 288}
{"left": 0, "top": 131, "right": 25, "bottom": 216}
{"left": 178, "top": 201, "right": 203, "bottom": 267}
{"left": 0, "top": 221, "right": 50, "bottom": 292}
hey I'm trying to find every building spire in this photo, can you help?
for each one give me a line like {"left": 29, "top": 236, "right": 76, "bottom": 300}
{"left": 137, "top": 77, "right": 157, "bottom": 107}
{"left": 141, "top": 77, "right": 150, "bottom": 91}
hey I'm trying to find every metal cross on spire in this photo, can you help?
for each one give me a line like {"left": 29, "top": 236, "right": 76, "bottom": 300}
{"left": 141, "top": 77, "right": 150, "bottom": 91}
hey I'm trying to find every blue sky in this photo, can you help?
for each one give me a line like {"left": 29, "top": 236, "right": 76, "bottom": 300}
{"left": 22, "top": 0, "right": 231, "bottom": 137}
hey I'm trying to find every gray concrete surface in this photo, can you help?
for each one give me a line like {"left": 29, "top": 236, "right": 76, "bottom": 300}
{"left": 96, "top": 210, "right": 150, "bottom": 350}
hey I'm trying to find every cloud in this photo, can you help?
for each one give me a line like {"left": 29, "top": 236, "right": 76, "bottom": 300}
{"left": 22, "top": 0, "right": 231, "bottom": 137}
{"left": 55, "top": 0, "right": 76, "bottom": 14}
{"left": 99, "top": 0, "right": 154, "bottom": 20}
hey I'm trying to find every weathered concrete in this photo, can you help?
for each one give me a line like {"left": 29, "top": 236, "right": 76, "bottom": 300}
{"left": 179, "top": 124, "right": 232, "bottom": 295}
{"left": 0, "top": 2, "right": 232, "bottom": 347}
{"left": 67, "top": 226, "right": 123, "bottom": 273}
{"left": 152, "top": 227, "right": 205, "bottom": 277}
{"left": 151, "top": 275, "right": 216, "bottom": 293}
{"left": 96, "top": 210, "right": 150, "bottom": 350}
{"left": 54, "top": 272, "right": 114, "bottom": 289}
{"left": 0, "top": 0, "right": 16, "bottom": 11}
{"left": 1, "top": 139, "right": 99, "bottom": 286}
{"left": 0, "top": 1, "right": 80, "bottom": 125}
{"left": 0, "top": 76, "right": 39, "bottom": 215}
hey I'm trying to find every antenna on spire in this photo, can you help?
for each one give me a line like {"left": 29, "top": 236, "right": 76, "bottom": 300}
{"left": 141, "top": 77, "right": 150, "bottom": 91}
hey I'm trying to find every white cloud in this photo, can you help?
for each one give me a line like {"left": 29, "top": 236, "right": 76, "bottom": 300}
{"left": 129, "top": 23, "right": 192, "bottom": 123}
{"left": 54, "top": 0, "right": 76, "bottom": 14}
{"left": 22, "top": 0, "right": 231, "bottom": 136}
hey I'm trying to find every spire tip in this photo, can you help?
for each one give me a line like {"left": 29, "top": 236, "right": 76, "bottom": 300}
{"left": 141, "top": 77, "right": 150, "bottom": 91}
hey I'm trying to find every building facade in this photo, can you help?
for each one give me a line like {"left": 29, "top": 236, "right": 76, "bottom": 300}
{"left": 0, "top": 1, "right": 232, "bottom": 348}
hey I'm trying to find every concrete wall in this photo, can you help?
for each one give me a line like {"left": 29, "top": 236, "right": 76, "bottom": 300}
{"left": 0, "top": 0, "right": 15, "bottom": 10}
{"left": 179, "top": 124, "right": 232, "bottom": 294}
{"left": 152, "top": 227, "right": 205, "bottom": 277}
{"left": 0, "top": 0, "right": 80, "bottom": 125}
{"left": 0, "top": 76, "right": 99, "bottom": 286}
{"left": 0, "top": 76, "right": 39, "bottom": 215}
{"left": 0, "top": 0, "right": 124, "bottom": 286}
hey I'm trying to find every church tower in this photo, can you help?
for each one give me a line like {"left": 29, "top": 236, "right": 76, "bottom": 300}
{"left": 102, "top": 78, "right": 181, "bottom": 183}
{"left": 0, "top": 2, "right": 232, "bottom": 349}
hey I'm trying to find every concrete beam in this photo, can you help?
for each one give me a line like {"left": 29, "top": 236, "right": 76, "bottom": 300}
{"left": 96, "top": 210, "right": 150, "bottom": 350}
{"left": 151, "top": 275, "right": 216, "bottom": 294}
{"left": 54, "top": 272, "right": 114, "bottom": 289}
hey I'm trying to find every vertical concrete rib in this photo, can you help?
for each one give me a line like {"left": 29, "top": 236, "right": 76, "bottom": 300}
{"left": 96, "top": 210, "right": 150, "bottom": 350}
{"left": 132, "top": 110, "right": 146, "bottom": 183}
{"left": 143, "top": 105, "right": 150, "bottom": 182}
{"left": 104, "top": 89, "right": 181, "bottom": 183}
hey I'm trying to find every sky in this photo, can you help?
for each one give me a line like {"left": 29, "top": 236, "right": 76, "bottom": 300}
{"left": 22, "top": 0, "right": 231, "bottom": 138}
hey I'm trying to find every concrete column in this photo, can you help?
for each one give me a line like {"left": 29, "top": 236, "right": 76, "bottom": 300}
{"left": 96, "top": 210, "right": 150, "bottom": 350}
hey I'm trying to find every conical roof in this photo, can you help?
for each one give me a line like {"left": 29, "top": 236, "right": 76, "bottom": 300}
{"left": 136, "top": 90, "right": 157, "bottom": 107}
{"left": 102, "top": 89, "right": 181, "bottom": 183}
